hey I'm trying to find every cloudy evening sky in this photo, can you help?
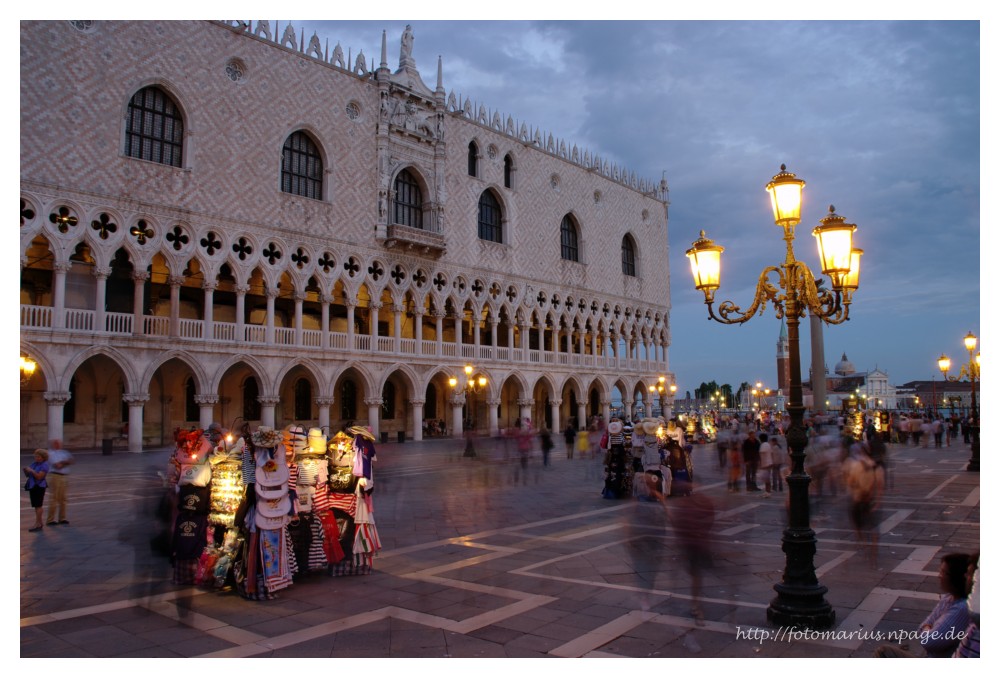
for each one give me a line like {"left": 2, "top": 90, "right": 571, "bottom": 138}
{"left": 295, "top": 15, "right": 983, "bottom": 398}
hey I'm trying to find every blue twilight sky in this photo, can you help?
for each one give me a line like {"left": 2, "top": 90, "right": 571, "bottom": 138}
{"left": 294, "top": 16, "right": 984, "bottom": 396}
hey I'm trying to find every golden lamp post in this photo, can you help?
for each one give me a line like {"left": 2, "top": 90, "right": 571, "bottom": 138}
{"left": 686, "top": 164, "right": 862, "bottom": 629}
{"left": 937, "top": 331, "right": 980, "bottom": 471}
{"left": 450, "top": 365, "right": 487, "bottom": 455}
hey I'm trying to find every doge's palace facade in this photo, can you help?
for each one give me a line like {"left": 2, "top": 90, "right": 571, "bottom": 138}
{"left": 20, "top": 20, "right": 674, "bottom": 452}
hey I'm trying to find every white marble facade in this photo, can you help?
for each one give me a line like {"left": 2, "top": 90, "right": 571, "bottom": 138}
{"left": 20, "top": 20, "right": 674, "bottom": 451}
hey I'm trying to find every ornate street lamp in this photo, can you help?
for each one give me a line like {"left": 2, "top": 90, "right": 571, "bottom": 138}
{"left": 687, "top": 164, "right": 861, "bottom": 630}
{"left": 450, "top": 365, "right": 487, "bottom": 453}
{"left": 938, "top": 331, "right": 980, "bottom": 471}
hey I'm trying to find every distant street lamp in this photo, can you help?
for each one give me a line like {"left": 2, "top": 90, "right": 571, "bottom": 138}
{"left": 20, "top": 354, "right": 37, "bottom": 386}
{"left": 938, "top": 331, "right": 980, "bottom": 471}
{"left": 687, "top": 164, "right": 861, "bottom": 630}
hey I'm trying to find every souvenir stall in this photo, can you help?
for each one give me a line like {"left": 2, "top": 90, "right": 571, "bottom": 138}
{"left": 601, "top": 418, "right": 629, "bottom": 499}
{"left": 162, "top": 418, "right": 382, "bottom": 600}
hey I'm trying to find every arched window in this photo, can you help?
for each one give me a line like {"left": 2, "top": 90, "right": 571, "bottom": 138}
{"left": 242, "top": 377, "right": 261, "bottom": 421}
{"left": 393, "top": 169, "right": 423, "bottom": 229}
{"left": 381, "top": 382, "right": 396, "bottom": 419}
{"left": 560, "top": 215, "right": 579, "bottom": 262}
{"left": 504, "top": 154, "right": 513, "bottom": 188}
{"left": 478, "top": 190, "right": 502, "bottom": 243}
{"left": 281, "top": 131, "right": 323, "bottom": 200}
{"left": 185, "top": 377, "right": 198, "bottom": 422}
{"left": 64, "top": 376, "right": 77, "bottom": 424}
{"left": 621, "top": 235, "right": 637, "bottom": 276}
{"left": 124, "top": 85, "right": 184, "bottom": 167}
{"left": 340, "top": 380, "right": 357, "bottom": 421}
{"left": 468, "top": 141, "right": 479, "bottom": 177}
{"left": 425, "top": 383, "right": 438, "bottom": 419}
{"left": 294, "top": 378, "right": 312, "bottom": 421}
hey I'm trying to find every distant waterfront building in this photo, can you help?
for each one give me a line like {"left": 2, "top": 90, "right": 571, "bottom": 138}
{"left": 20, "top": 20, "right": 672, "bottom": 451}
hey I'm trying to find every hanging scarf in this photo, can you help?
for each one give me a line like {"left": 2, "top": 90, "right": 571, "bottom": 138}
{"left": 259, "top": 527, "right": 292, "bottom": 593}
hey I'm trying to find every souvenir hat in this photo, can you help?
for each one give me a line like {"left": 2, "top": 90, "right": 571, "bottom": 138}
{"left": 254, "top": 507, "right": 290, "bottom": 530}
{"left": 255, "top": 447, "right": 289, "bottom": 487}
{"left": 252, "top": 425, "right": 281, "bottom": 448}
{"left": 255, "top": 479, "right": 288, "bottom": 500}
{"left": 642, "top": 419, "right": 659, "bottom": 436}
{"left": 348, "top": 425, "right": 376, "bottom": 441}
{"left": 206, "top": 422, "right": 225, "bottom": 443}
{"left": 307, "top": 428, "right": 327, "bottom": 454}
{"left": 608, "top": 420, "right": 623, "bottom": 434}
{"left": 255, "top": 493, "right": 291, "bottom": 518}
{"left": 283, "top": 425, "right": 308, "bottom": 459}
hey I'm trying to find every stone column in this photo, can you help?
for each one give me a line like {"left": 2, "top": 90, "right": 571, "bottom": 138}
{"left": 414, "top": 310, "right": 424, "bottom": 355}
{"left": 43, "top": 391, "right": 71, "bottom": 447}
{"left": 519, "top": 322, "right": 529, "bottom": 352}
{"left": 235, "top": 284, "right": 248, "bottom": 342}
{"left": 257, "top": 395, "right": 280, "bottom": 428}
{"left": 577, "top": 402, "right": 588, "bottom": 430}
{"left": 168, "top": 275, "right": 183, "bottom": 338}
{"left": 131, "top": 271, "right": 148, "bottom": 336}
{"left": 580, "top": 329, "right": 587, "bottom": 355}
{"left": 517, "top": 398, "right": 534, "bottom": 426}
{"left": 315, "top": 396, "right": 334, "bottom": 431}
{"left": 202, "top": 281, "right": 216, "bottom": 341}
{"left": 194, "top": 394, "right": 219, "bottom": 430}
{"left": 602, "top": 400, "right": 612, "bottom": 426}
{"left": 434, "top": 310, "right": 445, "bottom": 356}
{"left": 624, "top": 398, "right": 634, "bottom": 422}
{"left": 455, "top": 310, "right": 464, "bottom": 352}
{"left": 320, "top": 293, "right": 332, "bottom": 349}
{"left": 294, "top": 291, "right": 305, "bottom": 346}
{"left": 364, "top": 397, "right": 383, "bottom": 437}
{"left": 123, "top": 392, "right": 150, "bottom": 453}
{"left": 93, "top": 266, "right": 109, "bottom": 333}
{"left": 369, "top": 301, "right": 382, "bottom": 339}
{"left": 393, "top": 303, "right": 403, "bottom": 352}
{"left": 52, "top": 262, "right": 69, "bottom": 329}
{"left": 450, "top": 393, "right": 465, "bottom": 438}
{"left": 264, "top": 287, "right": 277, "bottom": 345}
{"left": 410, "top": 398, "right": 425, "bottom": 442}
{"left": 490, "top": 316, "right": 499, "bottom": 349}
{"left": 552, "top": 325, "right": 560, "bottom": 359}
{"left": 487, "top": 397, "right": 501, "bottom": 437}
{"left": 549, "top": 398, "right": 562, "bottom": 437}
{"left": 346, "top": 298, "right": 357, "bottom": 349}
{"left": 472, "top": 312, "right": 481, "bottom": 356}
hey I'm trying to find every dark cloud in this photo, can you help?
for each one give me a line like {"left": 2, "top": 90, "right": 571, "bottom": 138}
{"left": 306, "top": 19, "right": 980, "bottom": 391}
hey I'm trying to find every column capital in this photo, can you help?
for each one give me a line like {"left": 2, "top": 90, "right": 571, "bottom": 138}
{"left": 516, "top": 398, "right": 534, "bottom": 407}
{"left": 550, "top": 398, "right": 563, "bottom": 408}
{"left": 123, "top": 392, "right": 151, "bottom": 405}
{"left": 345, "top": 296, "right": 359, "bottom": 308}
{"left": 43, "top": 391, "right": 72, "bottom": 405}
{"left": 257, "top": 395, "right": 281, "bottom": 407}
{"left": 363, "top": 397, "right": 384, "bottom": 408}
{"left": 235, "top": 284, "right": 250, "bottom": 295}
{"left": 369, "top": 301, "right": 383, "bottom": 311}
{"left": 449, "top": 394, "right": 466, "bottom": 406}
{"left": 408, "top": 398, "right": 426, "bottom": 406}
{"left": 92, "top": 266, "right": 111, "bottom": 279}
{"left": 392, "top": 303, "right": 405, "bottom": 314}
{"left": 432, "top": 309, "right": 447, "bottom": 319}
{"left": 294, "top": 291, "right": 307, "bottom": 302}
{"left": 264, "top": 287, "right": 279, "bottom": 299}
{"left": 193, "top": 394, "right": 219, "bottom": 406}
{"left": 202, "top": 280, "right": 218, "bottom": 292}
{"left": 53, "top": 261, "right": 72, "bottom": 273}
{"left": 131, "top": 271, "right": 150, "bottom": 283}
{"left": 486, "top": 398, "right": 503, "bottom": 407}
{"left": 168, "top": 275, "right": 185, "bottom": 287}
{"left": 314, "top": 397, "right": 335, "bottom": 407}
{"left": 320, "top": 293, "right": 335, "bottom": 304}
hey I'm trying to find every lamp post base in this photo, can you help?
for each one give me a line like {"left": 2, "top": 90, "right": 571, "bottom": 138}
{"left": 966, "top": 427, "right": 979, "bottom": 472}
{"left": 767, "top": 583, "right": 836, "bottom": 629}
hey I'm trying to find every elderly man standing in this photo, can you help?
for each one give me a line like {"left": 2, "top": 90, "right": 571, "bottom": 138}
{"left": 45, "top": 439, "right": 74, "bottom": 526}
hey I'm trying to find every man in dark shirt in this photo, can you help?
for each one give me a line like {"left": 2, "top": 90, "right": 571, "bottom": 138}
{"left": 742, "top": 430, "right": 761, "bottom": 491}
